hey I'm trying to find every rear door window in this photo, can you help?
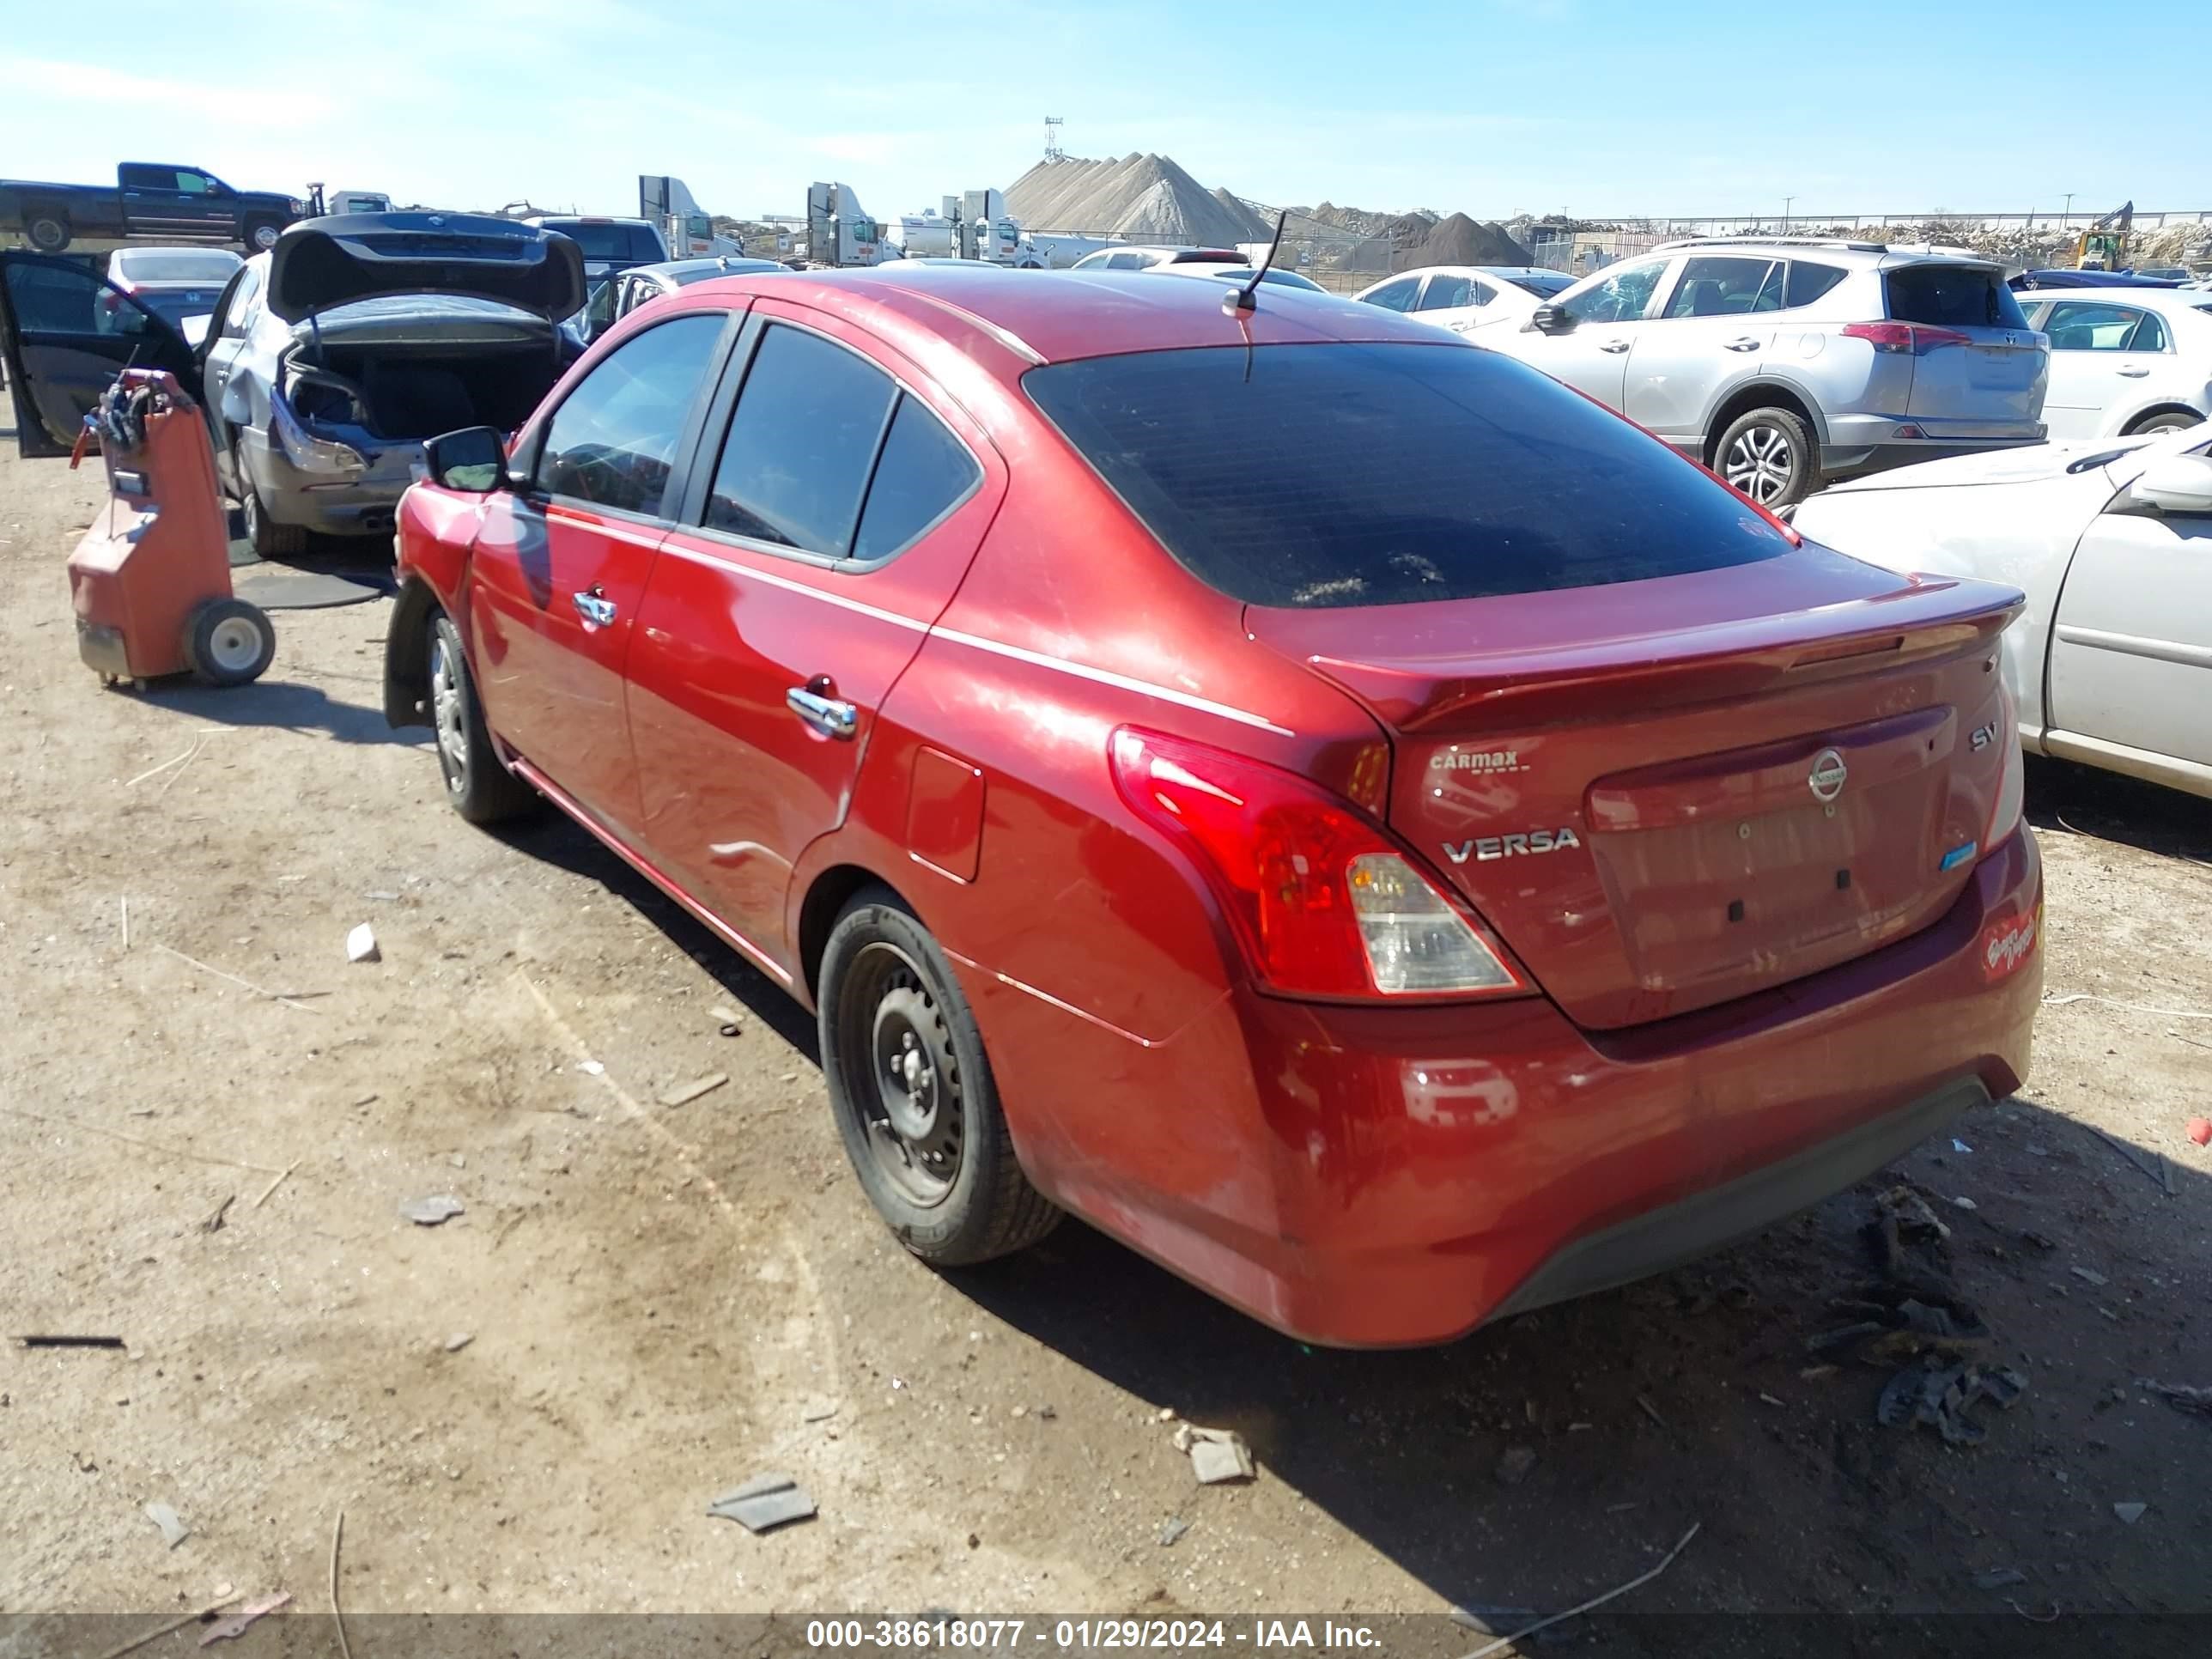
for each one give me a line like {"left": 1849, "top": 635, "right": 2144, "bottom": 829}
{"left": 1024, "top": 343, "right": 1792, "bottom": 609}
{"left": 851, "top": 397, "right": 981, "bottom": 562}
{"left": 1663, "top": 257, "right": 1779, "bottom": 318}
{"left": 1360, "top": 276, "right": 1420, "bottom": 313}
{"left": 1417, "top": 274, "right": 1473, "bottom": 310}
{"left": 2042, "top": 301, "right": 2147, "bottom": 350}
{"left": 1885, "top": 264, "right": 2028, "bottom": 330}
{"left": 1784, "top": 260, "right": 1848, "bottom": 308}
{"left": 2130, "top": 310, "right": 2170, "bottom": 352}
{"left": 536, "top": 313, "right": 725, "bottom": 516}
{"left": 705, "top": 323, "right": 896, "bottom": 554}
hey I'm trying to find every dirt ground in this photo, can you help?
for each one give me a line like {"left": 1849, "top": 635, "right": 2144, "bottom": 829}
{"left": 1, "top": 438, "right": 2207, "bottom": 1650}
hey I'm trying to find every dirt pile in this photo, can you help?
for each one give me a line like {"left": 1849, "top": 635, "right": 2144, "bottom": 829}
{"left": 1003, "top": 154, "right": 1274, "bottom": 246}
{"left": 1304, "top": 202, "right": 1437, "bottom": 240}
{"left": 1391, "top": 213, "right": 1532, "bottom": 272}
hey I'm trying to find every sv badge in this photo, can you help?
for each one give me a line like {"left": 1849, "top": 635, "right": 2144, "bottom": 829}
{"left": 1443, "top": 827, "right": 1583, "bottom": 864}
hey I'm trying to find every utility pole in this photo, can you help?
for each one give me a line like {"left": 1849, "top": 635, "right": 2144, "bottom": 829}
{"left": 2063, "top": 191, "right": 2074, "bottom": 227}
{"left": 1783, "top": 195, "right": 1794, "bottom": 230}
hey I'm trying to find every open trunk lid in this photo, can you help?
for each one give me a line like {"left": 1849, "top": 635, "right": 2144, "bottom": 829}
{"left": 1249, "top": 551, "right": 2025, "bottom": 1030}
{"left": 265, "top": 212, "right": 585, "bottom": 323}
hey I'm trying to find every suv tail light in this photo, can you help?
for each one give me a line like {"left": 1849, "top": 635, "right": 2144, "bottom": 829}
{"left": 1109, "top": 728, "right": 1528, "bottom": 1000}
{"left": 1842, "top": 321, "right": 1975, "bottom": 355}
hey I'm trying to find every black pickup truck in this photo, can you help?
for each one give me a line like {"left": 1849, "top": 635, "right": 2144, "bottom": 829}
{"left": 0, "top": 163, "right": 304, "bottom": 255}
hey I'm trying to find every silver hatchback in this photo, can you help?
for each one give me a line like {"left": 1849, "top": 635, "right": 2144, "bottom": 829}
{"left": 1482, "top": 237, "right": 2048, "bottom": 507}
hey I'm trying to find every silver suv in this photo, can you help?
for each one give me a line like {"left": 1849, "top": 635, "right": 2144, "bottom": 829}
{"left": 1483, "top": 237, "right": 2048, "bottom": 506}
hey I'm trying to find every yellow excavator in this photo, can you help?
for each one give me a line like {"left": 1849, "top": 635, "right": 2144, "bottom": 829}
{"left": 2075, "top": 202, "right": 2132, "bottom": 270}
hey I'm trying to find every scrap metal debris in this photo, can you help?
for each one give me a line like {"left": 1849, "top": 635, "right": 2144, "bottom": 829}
{"left": 1875, "top": 1358, "right": 2027, "bottom": 1445}
{"left": 199, "top": 1594, "right": 289, "bottom": 1646}
{"left": 2136, "top": 1378, "right": 2212, "bottom": 1419}
{"left": 145, "top": 1501, "right": 191, "bottom": 1548}
{"left": 201, "top": 1194, "right": 234, "bottom": 1234}
{"left": 442, "top": 1333, "right": 474, "bottom": 1353}
{"left": 21, "top": 1334, "right": 126, "bottom": 1350}
{"left": 398, "top": 1195, "right": 464, "bottom": 1226}
{"left": 1157, "top": 1516, "right": 1190, "bottom": 1547}
{"left": 2113, "top": 1502, "right": 2147, "bottom": 1524}
{"left": 707, "top": 1474, "right": 817, "bottom": 1534}
{"left": 1972, "top": 1568, "right": 2027, "bottom": 1590}
{"left": 658, "top": 1073, "right": 729, "bottom": 1108}
{"left": 1172, "top": 1424, "right": 1255, "bottom": 1484}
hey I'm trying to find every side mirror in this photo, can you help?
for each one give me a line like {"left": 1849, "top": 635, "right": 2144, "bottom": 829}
{"left": 423, "top": 426, "right": 510, "bottom": 494}
{"left": 2130, "top": 451, "right": 2212, "bottom": 516}
{"left": 1530, "top": 303, "right": 1574, "bottom": 334}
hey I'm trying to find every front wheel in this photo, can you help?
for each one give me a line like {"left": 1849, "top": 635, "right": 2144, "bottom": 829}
{"left": 818, "top": 889, "right": 1059, "bottom": 1266}
{"left": 1715, "top": 407, "right": 1819, "bottom": 508}
{"left": 428, "top": 615, "right": 537, "bottom": 824}
{"left": 246, "top": 218, "right": 283, "bottom": 252}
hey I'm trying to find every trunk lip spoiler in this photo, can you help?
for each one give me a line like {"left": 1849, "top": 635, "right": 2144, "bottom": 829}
{"left": 1252, "top": 575, "right": 2026, "bottom": 734}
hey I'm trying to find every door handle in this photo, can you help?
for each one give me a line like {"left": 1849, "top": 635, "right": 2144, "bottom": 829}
{"left": 787, "top": 684, "right": 858, "bottom": 740}
{"left": 571, "top": 587, "right": 617, "bottom": 627}
{"left": 1723, "top": 337, "right": 1761, "bottom": 352}
{"left": 1598, "top": 339, "right": 1632, "bottom": 354}
{"left": 2116, "top": 367, "right": 2150, "bottom": 378}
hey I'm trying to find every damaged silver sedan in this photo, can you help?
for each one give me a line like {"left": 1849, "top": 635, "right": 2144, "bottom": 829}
{"left": 198, "top": 213, "right": 585, "bottom": 555}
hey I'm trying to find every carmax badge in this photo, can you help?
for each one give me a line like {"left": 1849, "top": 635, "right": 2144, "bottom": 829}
{"left": 1808, "top": 748, "right": 1848, "bottom": 803}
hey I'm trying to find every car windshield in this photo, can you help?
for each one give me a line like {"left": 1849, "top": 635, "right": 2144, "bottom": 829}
{"left": 1504, "top": 271, "right": 1573, "bottom": 295}
{"left": 1025, "top": 343, "right": 1792, "bottom": 609}
{"left": 115, "top": 252, "right": 240, "bottom": 283}
{"left": 134, "top": 289, "right": 223, "bottom": 329}
{"left": 547, "top": 222, "right": 662, "bottom": 263}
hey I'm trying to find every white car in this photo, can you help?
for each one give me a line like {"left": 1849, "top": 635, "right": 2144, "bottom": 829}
{"left": 1148, "top": 260, "right": 1327, "bottom": 293}
{"left": 1069, "top": 246, "right": 1246, "bottom": 272}
{"left": 2009, "top": 287, "right": 2212, "bottom": 439}
{"left": 1352, "top": 265, "right": 1575, "bottom": 336}
{"left": 1791, "top": 424, "right": 2212, "bottom": 799}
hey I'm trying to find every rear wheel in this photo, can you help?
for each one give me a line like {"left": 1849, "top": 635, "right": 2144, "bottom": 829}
{"left": 428, "top": 614, "right": 536, "bottom": 823}
{"left": 181, "top": 598, "right": 275, "bottom": 687}
{"left": 1716, "top": 406, "right": 1818, "bottom": 508}
{"left": 26, "top": 212, "right": 70, "bottom": 252}
{"left": 246, "top": 217, "right": 283, "bottom": 252}
{"left": 240, "top": 474, "right": 306, "bottom": 558}
{"left": 818, "top": 889, "right": 1059, "bottom": 1266}
{"left": 2125, "top": 410, "right": 2203, "bottom": 437}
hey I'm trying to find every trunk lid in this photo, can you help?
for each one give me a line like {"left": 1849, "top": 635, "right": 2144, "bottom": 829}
{"left": 264, "top": 212, "right": 586, "bottom": 323}
{"left": 1883, "top": 260, "right": 2046, "bottom": 426}
{"left": 1248, "top": 549, "right": 2024, "bottom": 1030}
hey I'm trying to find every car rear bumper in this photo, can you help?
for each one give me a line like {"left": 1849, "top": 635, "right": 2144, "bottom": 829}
{"left": 1820, "top": 412, "right": 2046, "bottom": 479}
{"left": 243, "top": 425, "right": 413, "bottom": 537}
{"left": 967, "top": 825, "right": 2041, "bottom": 1347}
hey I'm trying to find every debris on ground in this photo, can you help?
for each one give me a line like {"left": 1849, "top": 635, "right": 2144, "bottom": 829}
{"left": 199, "top": 1593, "right": 289, "bottom": 1646}
{"left": 21, "top": 1334, "right": 126, "bottom": 1350}
{"left": 800, "top": 1398, "right": 840, "bottom": 1424}
{"left": 144, "top": 1501, "right": 191, "bottom": 1548}
{"left": 1172, "top": 1425, "right": 1255, "bottom": 1485}
{"left": 710, "top": 1006, "right": 743, "bottom": 1036}
{"left": 398, "top": 1194, "right": 464, "bottom": 1226}
{"left": 1876, "top": 1358, "right": 2028, "bottom": 1445}
{"left": 2136, "top": 1378, "right": 2212, "bottom": 1418}
{"left": 1449, "top": 1605, "right": 1547, "bottom": 1638}
{"left": 1951, "top": 1196, "right": 1978, "bottom": 1212}
{"left": 2113, "top": 1501, "right": 2147, "bottom": 1524}
{"left": 1158, "top": 1516, "right": 1190, "bottom": 1547}
{"left": 1496, "top": 1446, "right": 1538, "bottom": 1486}
{"left": 658, "top": 1073, "right": 728, "bottom": 1108}
{"left": 706, "top": 1474, "right": 817, "bottom": 1533}
{"left": 2188, "top": 1118, "right": 2211, "bottom": 1147}
{"left": 344, "top": 924, "right": 380, "bottom": 964}
{"left": 1972, "top": 1567, "right": 2027, "bottom": 1590}
{"left": 1458, "top": 1523, "right": 1700, "bottom": 1659}
{"left": 441, "top": 1333, "right": 473, "bottom": 1353}
{"left": 1634, "top": 1395, "right": 1668, "bottom": 1429}
{"left": 200, "top": 1194, "right": 234, "bottom": 1234}
{"left": 2069, "top": 1267, "right": 2109, "bottom": 1287}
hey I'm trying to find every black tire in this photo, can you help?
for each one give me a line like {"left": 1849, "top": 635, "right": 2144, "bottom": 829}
{"left": 181, "top": 598, "right": 275, "bottom": 687}
{"left": 818, "top": 888, "right": 1059, "bottom": 1266}
{"left": 427, "top": 614, "right": 537, "bottom": 823}
{"left": 2125, "top": 410, "right": 2203, "bottom": 437}
{"left": 25, "top": 211, "right": 69, "bottom": 252}
{"left": 245, "top": 217, "right": 283, "bottom": 253}
{"left": 1714, "top": 405, "right": 1819, "bottom": 509}
{"left": 240, "top": 477, "right": 306, "bottom": 558}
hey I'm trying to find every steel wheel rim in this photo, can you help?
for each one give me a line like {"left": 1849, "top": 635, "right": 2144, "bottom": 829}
{"left": 1723, "top": 423, "right": 1796, "bottom": 505}
{"left": 429, "top": 635, "right": 469, "bottom": 784}
{"left": 252, "top": 225, "right": 281, "bottom": 251}
{"left": 838, "top": 940, "right": 962, "bottom": 1205}
{"left": 208, "top": 617, "right": 262, "bottom": 672}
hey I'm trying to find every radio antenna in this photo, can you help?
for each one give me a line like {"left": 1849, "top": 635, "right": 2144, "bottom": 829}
{"left": 1223, "top": 211, "right": 1288, "bottom": 316}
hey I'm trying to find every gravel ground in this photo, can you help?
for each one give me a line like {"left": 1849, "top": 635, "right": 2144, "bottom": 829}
{"left": 1, "top": 440, "right": 2206, "bottom": 1650}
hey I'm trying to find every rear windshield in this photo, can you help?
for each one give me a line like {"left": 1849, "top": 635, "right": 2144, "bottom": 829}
{"left": 545, "top": 222, "right": 662, "bottom": 263}
{"left": 1024, "top": 343, "right": 1793, "bottom": 609}
{"left": 115, "top": 252, "right": 240, "bottom": 283}
{"left": 1886, "top": 264, "right": 2028, "bottom": 330}
{"left": 1504, "top": 271, "right": 1573, "bottom": 295}
{"left": 136, "top": 289, "right": 222, "bottom": 328}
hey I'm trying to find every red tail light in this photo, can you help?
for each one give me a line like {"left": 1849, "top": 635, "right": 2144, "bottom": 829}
{"left": 1109, "top": 728, "right": 1529, "bottom": 1001}
{"left": 1842, "top": 321, "right": 1975, "bottom": 355}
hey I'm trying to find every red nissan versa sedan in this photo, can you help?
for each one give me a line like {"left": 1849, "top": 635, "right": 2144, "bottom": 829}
{"left": 381, "top": 264, "right": 2043, "bottom": 1347}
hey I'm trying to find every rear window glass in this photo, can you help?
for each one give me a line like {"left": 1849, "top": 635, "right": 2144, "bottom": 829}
{"left": 547, "top": 222, "right": 662, "bottom": 263}
{"left": 1505, "top": 271, "right": 1572, "bottom": 296}
{"left": 1024, "top": 343, "right": 1792, "bottom": 609}
{"left": 1886, "top": 264, "right": 2027, "bottom": 330}
{"left": 114, "top": 252, "right": 240, "bottom": 283}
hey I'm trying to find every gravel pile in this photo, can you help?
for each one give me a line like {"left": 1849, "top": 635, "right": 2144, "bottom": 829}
{"left": 1391, "top": 213, "right": 1532, "bottom": 272}
{"left": 1004, "top": 154, "right": 1275, "bottom": 246}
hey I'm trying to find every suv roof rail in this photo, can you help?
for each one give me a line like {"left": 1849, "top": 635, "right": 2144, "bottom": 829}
{"left": 1652, "top": 234, "right": 1888, "bottom": 253}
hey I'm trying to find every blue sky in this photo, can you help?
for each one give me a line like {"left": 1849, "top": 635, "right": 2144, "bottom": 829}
{"left": 3, "top": 0, "right": 2205, "bottom": 226}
